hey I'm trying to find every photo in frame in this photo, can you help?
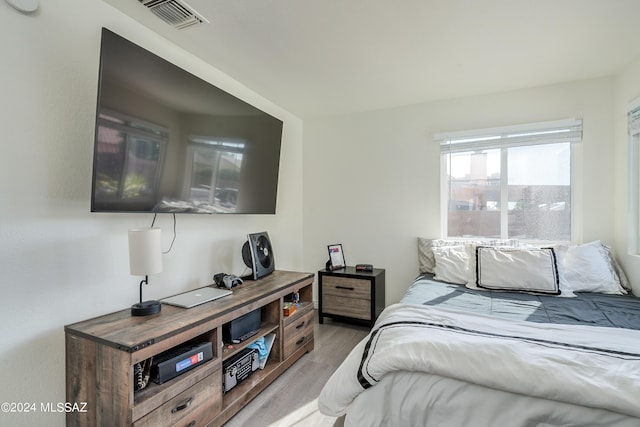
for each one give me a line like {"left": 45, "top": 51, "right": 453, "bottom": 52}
{"left": 327, "top": 244, "right": 346, "bottom": 270}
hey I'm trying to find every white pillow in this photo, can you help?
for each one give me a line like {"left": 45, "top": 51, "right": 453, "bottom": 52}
{"left": 475, "top": 246, "right": 561, "bottom": 295}
{"left": 467, "top": 245, "right": 574, "bottom": 296}
{"left": 602, "top": 244, "right": 632, "bottom": 291}
{"left": 418, "top": 238, "right": 476, "bottom": 274}
{"left": 418, "top": 237, "right": 518, "bottom": 274}
{"left": 561, "top": 241, "right": 626, "bottom": 294}
{"left": 432, "top": 245, "right": 470, "bottom": 285}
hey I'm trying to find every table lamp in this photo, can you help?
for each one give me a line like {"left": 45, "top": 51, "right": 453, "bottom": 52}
{"left": 128, "top": 228, "right": 163, "bottom": 316}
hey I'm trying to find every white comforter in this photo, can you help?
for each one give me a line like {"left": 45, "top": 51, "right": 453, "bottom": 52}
{"left": 319, "top": 303, "right": 640, "bottom": 427}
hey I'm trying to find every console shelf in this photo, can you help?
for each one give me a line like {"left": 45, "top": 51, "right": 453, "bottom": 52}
{"left": 65, "top": 270, "right": 314, "bottom": 427}
{"left": 221, "top": 320, "right": 278, "bottom": 360}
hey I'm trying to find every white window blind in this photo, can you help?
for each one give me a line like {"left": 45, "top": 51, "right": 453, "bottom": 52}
{"left": 435, "top": 119, "right": 583, "bottom": 153}
{"left": 629, "top": 106, "right": 640, "bottom": 137}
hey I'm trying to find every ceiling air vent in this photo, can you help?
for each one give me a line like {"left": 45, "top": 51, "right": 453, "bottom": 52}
{"left": 139, "top": 0, "right": 209, "bottom": 29}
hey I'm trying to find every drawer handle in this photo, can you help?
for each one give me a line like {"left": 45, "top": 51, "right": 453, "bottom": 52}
{"left": 335, "top": 285, "right": 354, "bottom": 291}
{"left": 172, "top": 397, "right": 193, "bottom": 413}
{"left": 296, "top": 337, "right": 305, "bottom": 345}
{"left": 187, "top": 422, "right": 196, "bottom": 427}
{"left": 295, "top": 322, "right": 305, "bottom": 329}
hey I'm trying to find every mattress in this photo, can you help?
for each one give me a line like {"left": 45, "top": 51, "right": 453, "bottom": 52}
{"left": 402, "top": 274, "right": 640, "bottom": 329}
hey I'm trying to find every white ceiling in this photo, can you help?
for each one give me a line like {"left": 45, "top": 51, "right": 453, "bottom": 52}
{"left": 103, "top": 0, "right": 640, "bottom": 117}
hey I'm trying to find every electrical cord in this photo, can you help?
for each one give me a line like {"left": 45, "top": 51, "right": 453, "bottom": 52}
{"left": 151, "top": 213, "right": 177, "bottom": 254}
{"left": 134, "top": 357, "right": 153, "bottom": 391}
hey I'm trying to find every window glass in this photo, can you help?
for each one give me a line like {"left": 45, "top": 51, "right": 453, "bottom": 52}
{"left": 446, "top": 149, "right": 501, "bottom": 238}
{"left": 507, "top": 143, "right": 570, "bottom": 240}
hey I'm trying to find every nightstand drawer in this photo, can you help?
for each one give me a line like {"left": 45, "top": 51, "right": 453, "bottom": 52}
{"left": 322, "top": 294, "right": 371, "bottom": 320}
{"left": 322, "top": 276, "right": 371, "bottom": 300}
{"left": 283, "top": 309, "right": 314, "bottom": 359}
{"left": 133, "top": 374, "right": 221, "bottom": 427}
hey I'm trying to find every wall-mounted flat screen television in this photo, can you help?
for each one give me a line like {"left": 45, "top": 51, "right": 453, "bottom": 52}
{"left": 91, "top": 28, "right": 283, "bottom": 214}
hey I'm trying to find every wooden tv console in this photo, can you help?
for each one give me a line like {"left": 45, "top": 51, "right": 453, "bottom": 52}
{"left": 65, "top": 270, "right": 314, "bottom": 427}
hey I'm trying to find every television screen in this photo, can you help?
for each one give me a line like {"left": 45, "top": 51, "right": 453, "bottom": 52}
{"left": 91, "top": 28, "right": 283, "bottom": 214}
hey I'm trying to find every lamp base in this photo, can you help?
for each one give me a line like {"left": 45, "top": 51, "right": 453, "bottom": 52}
{"left": 131, "top": 300, "right": 161, "bottom": 316}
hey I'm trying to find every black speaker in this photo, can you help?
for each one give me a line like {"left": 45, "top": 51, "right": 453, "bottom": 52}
{"left": 242, "top": 232, "right": 275, "bottom": 280}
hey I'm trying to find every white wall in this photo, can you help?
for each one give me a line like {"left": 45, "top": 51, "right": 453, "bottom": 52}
{"left": 614, "top": 56, "right": 640, "bottom": 295}
{"left": 303, "top": 77, "right": 617, "bottom": 304}
{"left": 0, "top": 1, "right": 303, "bottom": 426}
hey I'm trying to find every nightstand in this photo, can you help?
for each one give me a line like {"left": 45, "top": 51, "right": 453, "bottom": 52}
{"left": 318, "top": 266, "right": 385, "bottom": 327}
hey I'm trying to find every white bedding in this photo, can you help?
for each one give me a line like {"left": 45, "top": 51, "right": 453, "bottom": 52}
{"left": 318, "top": 303, "right": 640, "bottom": 427}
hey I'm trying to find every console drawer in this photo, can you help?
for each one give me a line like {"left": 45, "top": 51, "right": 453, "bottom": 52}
{"left": 283, "top": 309, "right": 314, "bottom": 359}
{"left": 133, "top": 374, "right": 221, "bottom": 427}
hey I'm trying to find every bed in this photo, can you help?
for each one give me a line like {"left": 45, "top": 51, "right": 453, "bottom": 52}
{"left": 318, "top": 240, "right": 640, "bottom": 427}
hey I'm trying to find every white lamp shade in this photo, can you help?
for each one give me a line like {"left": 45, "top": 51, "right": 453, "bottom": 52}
{"left": 128, "top": 228, "right": 163, "bottom": 275}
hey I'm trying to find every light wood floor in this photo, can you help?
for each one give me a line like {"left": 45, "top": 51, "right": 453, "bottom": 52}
{"left": 223, "top": 312, "right": 370, "bottom": 427}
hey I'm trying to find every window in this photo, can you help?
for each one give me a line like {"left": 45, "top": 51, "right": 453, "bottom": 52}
{"left": 436, "top": 119, "right": 582, "bottom": 241}
{"left": 628, "top": 100, "right": 640, "bottom": 255}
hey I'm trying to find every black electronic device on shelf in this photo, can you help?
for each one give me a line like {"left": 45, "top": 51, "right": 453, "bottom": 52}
{"left": 223, "top": 348, "right": 260, "bottom": 393}
{"left": 242, "top": 232, "right": 275, "bottom": 280}
{"left": 223, "top": 308, "right": 261, "bottom": 343}
{"left": 151, "top": 342, "right": 213, "bottom": 384}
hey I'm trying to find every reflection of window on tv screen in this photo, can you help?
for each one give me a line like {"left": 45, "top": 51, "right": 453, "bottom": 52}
{"left": 187, "top": 138, "right": 245, "bottom": 213}
{"left": 94, "top": 111, "right": 166, "bottom": 209}
{"left": 91, "top": 28, "right": 283, "bottom": 214}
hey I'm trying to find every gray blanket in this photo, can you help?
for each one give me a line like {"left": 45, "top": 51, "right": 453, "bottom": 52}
{"left": 402, "top": 274, "right": 640, "bottom": 330}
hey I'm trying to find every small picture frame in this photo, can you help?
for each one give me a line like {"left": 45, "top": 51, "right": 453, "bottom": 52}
{"left": 327, "top": 244, "right": 346, "bottom": 270}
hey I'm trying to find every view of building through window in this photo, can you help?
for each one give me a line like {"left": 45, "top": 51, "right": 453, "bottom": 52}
{"left": 444, "top": 135, "right": 572, "bottom": 241}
